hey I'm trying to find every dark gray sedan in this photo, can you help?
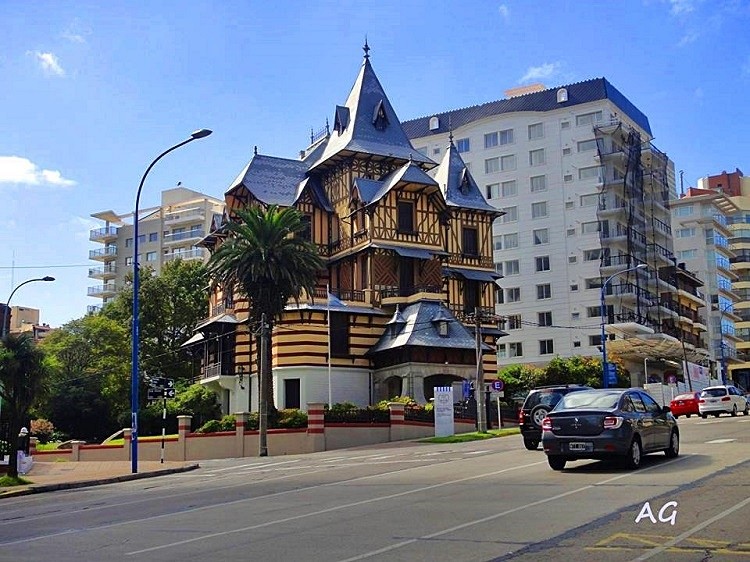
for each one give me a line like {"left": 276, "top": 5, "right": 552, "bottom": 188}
{"left": 541, "top": 388, "right": 679, "bottom": 471}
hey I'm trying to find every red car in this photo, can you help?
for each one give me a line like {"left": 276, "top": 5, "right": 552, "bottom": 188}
{"left": 669, "top": 392, "right": 700, "bottom": 418}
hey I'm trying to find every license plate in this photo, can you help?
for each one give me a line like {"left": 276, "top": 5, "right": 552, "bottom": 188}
{"left": 568, "top": 442, "right": 593, "bottom": 452}
{"left": 677, "top": 401, "right": 684, "bottom": 405}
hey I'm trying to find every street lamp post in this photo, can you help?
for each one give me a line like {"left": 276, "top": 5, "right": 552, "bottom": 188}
{"left": 1, "top": 276, "right": 55, "bottom": 424}
{"left": 600, "top": 263, "right": 647, "bottom": 388}
{"left": 717, "top": 302, "right": 734, "bottom": 386}
{"left": 130, "top": 129, "right": 212, "bottom": 474}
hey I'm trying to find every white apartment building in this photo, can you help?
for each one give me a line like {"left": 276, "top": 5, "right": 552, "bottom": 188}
{"left": 405, "top": 79, "right": 707, "bottom": 385}
{"left": 88, "top": 186, "right": 224, "bottom": 312}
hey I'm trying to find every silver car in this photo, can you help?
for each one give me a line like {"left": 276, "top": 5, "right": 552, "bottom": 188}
{"left": 698, "top": 385, "right": 750, "bottom": 418}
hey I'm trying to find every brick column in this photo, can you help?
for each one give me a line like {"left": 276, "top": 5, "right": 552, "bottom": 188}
{"left": 71, "top": 440, "right": 85, "bottom": 462}
{"left": 307, "top": 403, "right": 326, "bottom": 452}
{"left": 234, "top": 412, "right": 248, "bottom": 458}
{"left": 177, "top": 415, "right": 192, "bottom": 461}
{"left": 123, "top": 428, "right": 132, "bottom": 461}
{"left": 29, "top": 437, "right": 38, "bottom": 456}
{"left": 389, "top": 402, "right": 406, "bottom": 442}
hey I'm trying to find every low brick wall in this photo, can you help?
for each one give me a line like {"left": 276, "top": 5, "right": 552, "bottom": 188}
{"left": 34, "top": 403, "right": 505, "bottom": 463}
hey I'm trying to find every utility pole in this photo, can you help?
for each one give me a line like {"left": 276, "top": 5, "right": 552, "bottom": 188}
{"left": 474, "top": 307, "right": 487, "bottom": 433}
{"left": 259, "top": 313, "right": 269, "bottom": 457}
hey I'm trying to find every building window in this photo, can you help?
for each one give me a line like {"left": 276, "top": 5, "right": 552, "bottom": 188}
{"left": 486, "top": 183, "right": 499, "bottom": 199}
{"left": 573, "top": 340, "right": 581, "bottom": 348}
{"left": 676, "top": 227, "right": 696, "bottom": 237}
{"left": 568, "top": 256, "right": 577, "bottom": 263}
{"left": 462, "top": 228, "right": 479, "bottom": 256}
{"left": 563, "top": 147, "right": 572, "bottom": 156}
{"left": 499, "top": 129, "right": 514, "bottom": 145}
{"left": 581, "top": 221, "right": 600, "bottom": 234}
{"left": 530, "top": 175, "right": 547, "bottom": 192}
{"left": 125, "top": 238, "right": 133, "bottom": 248}
{"left": 433, "top": 147, "right": 441, "bottom": 155}
{"left": 572, "top": 312, "right": 580, "bottom": 320}
{"left": 533, "top": 228, "right": 549, "bottom": 245}
{"left": 561, "top": 121, "right": 570, "bottom": 129}
{"left": 539, "top": 339, "right": 554, "bottom": 355}
{"left": 567, "top": 228, "right": 576, "bottom": 236}
{"left": 529, "top": 149, "right": 545, "bottom": 166}
{"left": 538, "top": 311, "right": 552, "bottom": 327}
{"left": 493, "top": 236, "right": 503, "bottom": 251}
{"left": 138, "top": 234, "right": 146, "bottom": 244}
{"left": 497, "top": 343, "right": 507, "bottom": 358}
{"left": 500, "top": 154, "right": 516, "bottom": 171}
{"left": 537, "top": 283, "right": 551, "bottom": 299}
{"left": 674, "top": 205, "right": 694, "bottom": 217}
{"left": 576, "top": 111, "right": 603, "bottom": 126}
{"left": 528, "top": 123, "right": 544, "bottom": 140}
{"left": 484, "top": 132, "right": 498, "bottom": 149}
{"left": 509, "top": 342, "right": 523, "bottom": 357}
{"left": 456, "top": 137, "right": 470, "bottom": 153}
{"left": 504, "top": 259, "right": 520, "bottom": 275}
{"left": 146, "top": 251, "right": 157, "bottom": 262}
{"left": 485, "top": 157, "right": 500, "bottom": 174}
{"left": 586, "top": 278, "right": 603, "bottom": 289}
{"left": 507, "top": 314, "right": 522, "bottom": 330}
{"left": 503, "top": 232, "right": 519, "bottom": 249}
{"left": 535, "top": 256, "right": 550, "bottom": 272}
{"left": 284, "top": 379, "right": 301, "bottom": 409}
{"left": 501, "top": 180, "right": 517, "bottom": 197}
{"left": 577, "top": 139, "right": 598, "bottom": 152}
{"left": 589, "top": 335, "right": 602, "bottom": 346}
{"left": 570, "top": 284, "right": 578, "bottom": 291}
{"left": 330, "top": 312, "right": 349, "bottom": 357}
{"left": 506, "top": 287, "right": 521, "bottom": 302}
{"left": 149, "top": 232, "right": 158, "bottom": 242}
{"left": 531, "top": 201, "right": 548, "bottom": 219}
{"left": 125, "top": 257, "right": 133, "bottom": 266}
{"left": 677, "top": 249, "right": 697, "bottom": 259}
{"left": 579, "top": 166, "right": 603, "bottom": 181}
{"left": 397, "top": 201, "right": 415, "bottom": 233}
{"left": 583, "top": 249, "right": 601, "bottom": 261}
{"left": 501, "top": 206, "right": 518, "bottom": 223}
{"left": 580, "top": 193, "right": 598, "bottom": 207}
{"left": 564, "top": 174, "right": 573, "bottom": 182}
{"left": 587, "top": 306, "right": 600, "bottom": 318}
{"left": 299, "top": 215, "right": 313, "bottom": 241}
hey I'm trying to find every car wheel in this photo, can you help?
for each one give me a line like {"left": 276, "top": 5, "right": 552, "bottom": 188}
{"left": 664, "top": 430, "right": 679, "bottom": 458}
{"left": 523, "top": 438, "right": 539, "bottom": 450}
{"left": 686, "top": 414, "right": 691, "bottom": 418}
{"left": 623, "top": 437, "right": 642, "bottom": 469}
{"left": 701, "top": 413, "right": 707, "bottom": 419}
{"left": 731, "top": 405, "right": 737, "bottom": 417}
{"left": 714, "top": 413, "right": 721, "bottom": 418}
{"left": 673, "top": 414, "right": 679, "bottom": 419}
{"left": 547, "top": 456, "right": 566, "bottom": 471}
{"left": 531, "top": 405, "right": 550, "bottom": 428}
{"left": 744, "top": 404, "right": 749, "bottom": 416}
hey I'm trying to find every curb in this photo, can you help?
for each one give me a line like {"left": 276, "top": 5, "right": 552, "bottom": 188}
{"left": 0, "top": 463, "right": 200, "bottom": 499}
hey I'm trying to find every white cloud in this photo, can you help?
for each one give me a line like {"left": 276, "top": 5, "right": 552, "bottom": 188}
{"left": 498, "top": 4, "right": 510, "bottom": 19}
{"left": 669, "top": 0, "right": 695, "bottom": 15}
{"left": 61, "top": 19, "right": 91, "bottom": 43}
{"left": 29, "top": 51, "right": 65, "bottom": 76}
{"left": 519, "top": 62, "right": 560, "bottom": 84}
{"left": 677, "top": 30, "right": 700, "bottom": 46}
{"left": 0, "top": 156, "right": 76, "bottom": 188}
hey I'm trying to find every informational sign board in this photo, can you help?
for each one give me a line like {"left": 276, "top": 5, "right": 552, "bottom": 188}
{"left": 434, "top": 386, "right": 454, "bottom": 438}
{"left": 605, "top": 362, "right": 618, "bottom": 385}
{"left": 683, "top": 361, "right": 709, "bottom": 386}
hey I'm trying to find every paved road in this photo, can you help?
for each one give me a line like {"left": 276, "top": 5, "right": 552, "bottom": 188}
{"left": 0, "top": 415, "right": 748, "bottom": 562}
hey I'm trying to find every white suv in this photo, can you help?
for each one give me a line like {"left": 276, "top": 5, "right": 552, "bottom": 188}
{"left": 698, "top": 385, "right": 750, "bottom": 418}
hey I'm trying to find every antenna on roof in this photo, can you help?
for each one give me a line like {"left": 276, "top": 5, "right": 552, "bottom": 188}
{"left": 363, "top": 37, "right": 370, "bottom": 60}
{"left": 253, "top": 146, "right": 258, "bottom": 156}
{"left": 448, "top": 116, "right": 454, "bottom": 145}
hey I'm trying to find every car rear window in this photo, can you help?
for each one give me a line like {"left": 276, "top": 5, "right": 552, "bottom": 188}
{"left": 673, "top": 393, "right": 696, "bottom": 401}
{"left": 557, "top": 391, "right": 621, "bottom": 410}
{"left": 701, "top": 388, "right": 728, "bottom": 398}
{"left": 524, "top": 390, "right": 564, "bottom": 409}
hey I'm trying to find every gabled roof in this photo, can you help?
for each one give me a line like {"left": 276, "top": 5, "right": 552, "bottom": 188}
{"left": 402, "top": 78, "right": 652, "bottom": 138}
{"left": 367, "top": 300, "right": 491, "bottom": 355}
{"left": 227, "top": 154, "right": 308, "bottom": 207}
{"left": 309, "top": 55, "right": 435, "bottom": 170}
{"left": 367, "top": 160, "right": 439, "bottom": 205}
{"left": 430, "top": 140, "right": 501, "bottom": 214}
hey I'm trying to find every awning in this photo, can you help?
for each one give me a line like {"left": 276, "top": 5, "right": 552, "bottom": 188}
{"left": 371, "top": 243, "right": 439, "bottom": 260}
{"left": 194, "top": 313, "right": 239, "bottom": 332}
{"left": 444, "top": 266, "right": 501, "bottom": 283}
{"left": 180, "top": 332, "right": 205, "bottom": 347}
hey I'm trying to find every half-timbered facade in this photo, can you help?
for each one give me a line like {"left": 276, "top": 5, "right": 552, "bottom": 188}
{"left": 188, "top": 46, "right": 503, "bottom": 413}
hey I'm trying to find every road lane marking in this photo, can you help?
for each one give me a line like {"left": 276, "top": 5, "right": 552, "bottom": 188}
{"left": 209, "top": 459, "right": 301, "bottom": 472}
{"left": 464, "top": 450, "right": 490, "bottom": 455}
{"left": 628, "top": 494, "right": 750, "bottom": 561}
{"left": 124, "top": 460, "right": 548, "bottom": 556}
{"left": 705, "top": 439, "right": 736, "bottom": 444}
{"left": 335, "top": 455, "right": 691, "bottom": 562}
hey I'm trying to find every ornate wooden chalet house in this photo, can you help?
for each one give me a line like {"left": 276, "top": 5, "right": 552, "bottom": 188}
{"left": 187, "top": 46, "right": 504, "bottom": 414}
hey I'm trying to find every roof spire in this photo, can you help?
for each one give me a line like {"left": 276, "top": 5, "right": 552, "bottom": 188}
{"left": 448, "top": 116, "right": 454, "bottom": 145}
{"left": 363, "top": 37, "right": 370, "bottom": 60}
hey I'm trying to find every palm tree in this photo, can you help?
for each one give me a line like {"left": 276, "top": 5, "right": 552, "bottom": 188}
{"left": 206, "top": 205, "right": 325, "bottom": 455}
{"left": 0, "top": 333, "right": 50, "bottom": 478}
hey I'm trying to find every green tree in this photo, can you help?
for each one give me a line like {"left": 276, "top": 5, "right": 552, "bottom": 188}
{"left": 38, "top": 314, "right": 130, "bottom": 441}
{"left": 0, "top": 334, "right": 50, "bottom": 478}
{"left": 206, "top": 205, "right": 324, "bottom": 454}
{"left": 103, "top": 258, "right": 209, "bottom": 384}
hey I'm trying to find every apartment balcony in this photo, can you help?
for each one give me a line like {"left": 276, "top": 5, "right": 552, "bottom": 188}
{"left": 606, "top": 311, "right": 656, "bottom": 337}
{"left": 87, "top": 284, "right": 118, "bottom": 298}
{"left": 447, "top": 304, "right": 495, "bottom": 324}
{"left": 88, "top": 264, "right": 117, "bottom": 280}
{"left": 164, "top": 248, "right": 207, "bottom": 262}
{"left": 89, "top": 246, "right": 118, "bottom": 261}
{"left": 379, "top": 284, "right": 443, "bottom": 306}
{"left": 89, "top": 226, "right": 118, "bottom": 243}
{"left": 445, "top": 253, "right": 495, "bottom": 269}
{"left": 646, "top": 242, "right": 675, "bottom": 265}
{"left": 163, "top": 229, "right": 206, "bottom": 246}
{"left": 199, "top": 362, "right": 236, "bottom": 383}
{"left": 164, "top": 208, "right": 206, "bottom": 225}
{"left": 311, "top": 287, "right": 366, "bottom": 304}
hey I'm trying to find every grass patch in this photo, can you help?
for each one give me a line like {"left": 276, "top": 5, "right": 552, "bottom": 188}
{"left": 419, "top": 427, "right": 520, "bottom": 444}
{"left": 0, "top": 475, "right": 31, "bottom": 488}
{"left": 36, "top": 443, "right": 60, "bottom": 451}
{"left": 104, "top": 435, "right": 178, "bottom": 446}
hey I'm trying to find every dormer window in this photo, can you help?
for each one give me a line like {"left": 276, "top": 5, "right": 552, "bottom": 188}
{"left": 334, "top": 105, "right": 350, "bottom": 135}
{"left": 459, "top": 169, "right": 470, "bottom": 195}
{"left": 372, "top": 100, "right": 389, "bottom": 131}
{"left": 431, "top": 309, "right": 453, "bottom": 337}
{"left": 429, "top": 116, "right": 440, "bottom": 131}
{"left": 557, "top": 88, "right": 568, "bottom": 103}
{"left": 437, "top": 320, "right": 449, "bottom": 337}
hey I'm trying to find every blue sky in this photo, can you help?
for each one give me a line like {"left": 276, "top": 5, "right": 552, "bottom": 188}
{"left": 1, "top": 0, "right": 749, "bottom": 328}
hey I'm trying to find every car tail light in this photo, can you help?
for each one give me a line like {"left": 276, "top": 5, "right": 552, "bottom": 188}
{"left": 603, "top": 416, "right": 624, "bottom": 429}
{"left": 698, "top": 399, "right": 705, "bottom": 403}
{"left": 518, "top": 409, "right": 524, "bottom": 424}
{"left": 541, "top": 417, "right": 552, "bottom": 431}
{"left": 721, "top": 396, "right": 731, "bottom": 402}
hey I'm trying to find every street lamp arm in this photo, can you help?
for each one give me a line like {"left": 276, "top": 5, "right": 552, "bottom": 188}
{"left": 135, "top": 137, "right": 196, "bottom": 212}
{"left": 2, "top": 276, "right": 56, "bottom": 338}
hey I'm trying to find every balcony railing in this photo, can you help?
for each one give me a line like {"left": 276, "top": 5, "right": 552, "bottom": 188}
{"left": 448, "top": 304, "right": 495, "bottom": 323}
{"left": 163, "top": 229, "right": 205, "bottom": 244}
{"left": 164, "top": 208, "right": 205, "bottom": 223}
{"left": 87, "top": 284, "right": 118, "bottom": 297}
{"left": 89, "top": 246, "right": 118, "bottom": 260}
{"left": 445, "top": 253, "right": 494, "bottom": 268}
{"left": 88, "top": 265, "right": 117, "bottom": 279}
{"left": 380, "top": 285, "right": 442, "bottom": 299}
{"left": 164, "top": 248, "right": 206, "bottom": 262}
{"left": 89, "top": 226, "right": 118, "bottom": 241}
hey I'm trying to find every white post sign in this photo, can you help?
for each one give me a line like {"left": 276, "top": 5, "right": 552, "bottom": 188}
{"left": 434, "top": 386, "right": 454, "bottom": 437}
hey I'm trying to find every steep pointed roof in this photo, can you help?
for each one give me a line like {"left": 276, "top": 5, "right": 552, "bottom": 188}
{"left": 367, "top": 160, "right": 440, "bottom": 206}
{"left": 430, "top": 140, "right": 501, "bottom": 214}
{"left": 310, "top": 52, "right": 435, "bottom": 171}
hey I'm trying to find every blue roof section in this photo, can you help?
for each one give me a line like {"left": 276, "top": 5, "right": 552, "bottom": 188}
{"left": 402, "top": 78, "right": 652, "bottom": 138}
{"left": 430, "top": 141, "right": 501, "bottom": 213}
{"left": 368, "top": 161, "right": 439, "bottom": 205}
{"left": 352, "top": 177, "right": 383, "bottom": 205}
{"left": 227, "top": 154, "right": 308, "bottom": 206}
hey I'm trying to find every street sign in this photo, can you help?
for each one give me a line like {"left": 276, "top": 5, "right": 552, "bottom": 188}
{"left": 491, "top": 380, "right": 504, "bottom": 392}
{"left": 164, "top": 388, "right": 176, "bottom": 398}
{"left": 147, "top": 387, "right": 176, "bottom": 401}
{"left": 605, "top": 362, "right": 618, "bottom": 385}
{"left": 150, "top": 377, "right": 174, "bottom": 390}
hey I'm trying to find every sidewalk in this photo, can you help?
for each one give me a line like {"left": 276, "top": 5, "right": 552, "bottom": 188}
{"left": 0, "top": 460, "right": 199, "bottom": 499}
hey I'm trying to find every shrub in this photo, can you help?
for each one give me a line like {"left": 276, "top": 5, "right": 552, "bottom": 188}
{"left": 375, "top": 396, "right": 417, "bottom": 410}
{"left": 31, "top": 419, "right": 55, "bottom": 444}
{"left": 327, "top": 402, "right": 358, "bottom": 415}
{"left": 276, "top": 409, "right": 308, "bottom": 428}
{"left": 196, "top": 415, "right": 235, "bottom": 433}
